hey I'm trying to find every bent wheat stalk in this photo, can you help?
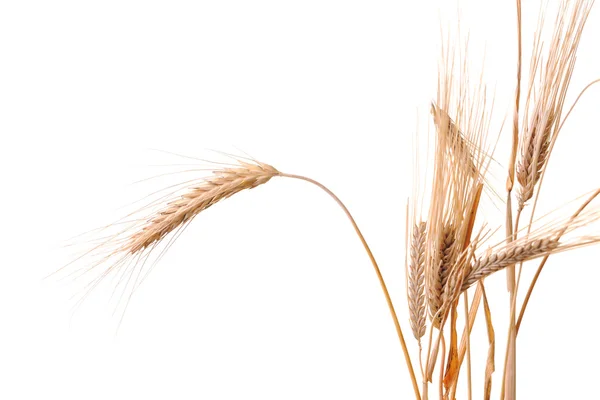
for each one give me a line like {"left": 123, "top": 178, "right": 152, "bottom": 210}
{"left": 66, "top": 158, "right": 421, "bottom": 399}
{"left": 280, "top": 172, "right": 421, "bottom": 400}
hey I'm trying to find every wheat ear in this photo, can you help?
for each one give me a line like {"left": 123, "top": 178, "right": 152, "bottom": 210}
{"left": 516, "top": 0, "right": 593, "bottom": 210}
{"left": 439, "top": 224, "right": 457, "bottom": 289}
{"left": 58, "top": 159, "right": 280, "bottom": 312}
{"left": 428, "top": 224, "right": 456, "bottom": 327}
{"left": 462, "top": 238, "right": 559, "bottom": 291}
{"left": 126, "top": 161, "right": 279, "bottom": 254}
{"left": 408, "top": 221, "right": 427, "bottom": 341}
{"left": 462, "top": 190, "right": 600, "bottom": 291}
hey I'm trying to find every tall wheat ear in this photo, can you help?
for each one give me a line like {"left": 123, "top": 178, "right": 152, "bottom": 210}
{"left": 418, "top": 34, "right": 496, "bottom": 399}
{"left": 408, "top": 219, "right": 427, "bottom": 344}
{"left": 424, "top": 37, "right": 495, "bottom": 329}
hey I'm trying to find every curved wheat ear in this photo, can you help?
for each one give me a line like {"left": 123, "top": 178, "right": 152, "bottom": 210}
{"left": 56, "top": 158, "right": 280, "bottom": 321}
{"left": 128, "top": 160, "right": 279, "bottom": 254}
{"left": 408, "top": 221, "right": 427, "bottom": 340}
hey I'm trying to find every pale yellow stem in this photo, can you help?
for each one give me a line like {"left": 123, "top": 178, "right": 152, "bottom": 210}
{"left": 281, "top": 173, "right": 421, "bottom": 400}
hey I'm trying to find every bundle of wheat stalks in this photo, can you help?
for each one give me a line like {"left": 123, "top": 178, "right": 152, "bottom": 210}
{"left": 64, "top": 0, "right": 600, "bottom": 398}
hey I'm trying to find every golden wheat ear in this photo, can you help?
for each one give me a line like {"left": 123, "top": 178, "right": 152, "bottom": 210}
{"left": 408, "top": 221, "right": 427, "bottom": 341}
{"left": 58, "top": 157, "right": 280, "bottom": 314}
{"left": 59, "top": 154, "right": 421, "bottom": 396}
{"left": 516, "top": 0, "right": 594, "bottom": 210}
{"left": 462, "top": 189, "right": 600, "bottom": 291}
{"left": 126, "top": 160, "right": 279, "bottom": 254}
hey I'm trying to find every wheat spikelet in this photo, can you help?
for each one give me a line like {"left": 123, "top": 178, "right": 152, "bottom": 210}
{"left": 408, "top": 221, "right": 427, "bottom": 340}
{"left": 127, "top": 161, "right": 279, "bottom": 254}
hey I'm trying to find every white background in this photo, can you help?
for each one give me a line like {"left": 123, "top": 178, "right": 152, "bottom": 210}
{"left": 1, "top": 0, "right": 600, "bottom": 399}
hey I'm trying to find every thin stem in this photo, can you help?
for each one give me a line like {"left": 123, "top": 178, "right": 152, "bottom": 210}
{"left": 463, "top": 292, "right": 472, "bottom": 400}
{"left": 418, "top": 341, "right": 424, "bottom": 379}
{"left": 503, "top": 2, "right": 522, "bottom": 398}
{"left": 506, "top": 194, "right": 516, "bottom": 291}
{"left": 517, "top": 188, "right": 600, "bottom": 333}
{"left": 516, "top": 256, "right": 548, "bottom": 333}
{"left": 422, "top": 371, "right": 429, "bottom": 400}
{"left": 280, "top": 173, "right": 421, "bottom": 400}
{"left": 439, "top": 335, "right": 446, "bottom": 400}
{"left": 500, "top": 273, "right": 520, "bottom": 400}
{"left": 448, "top": 282, "right": 483, "bottom": 399}
{"left": 503, "top": 206, "right": 522, "bottom": 400}
{"left": 506, "top": 0, "right": 522, "bottom": 194}
{"left": 422, "top": 325, "right": 437, "bottom": 400}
